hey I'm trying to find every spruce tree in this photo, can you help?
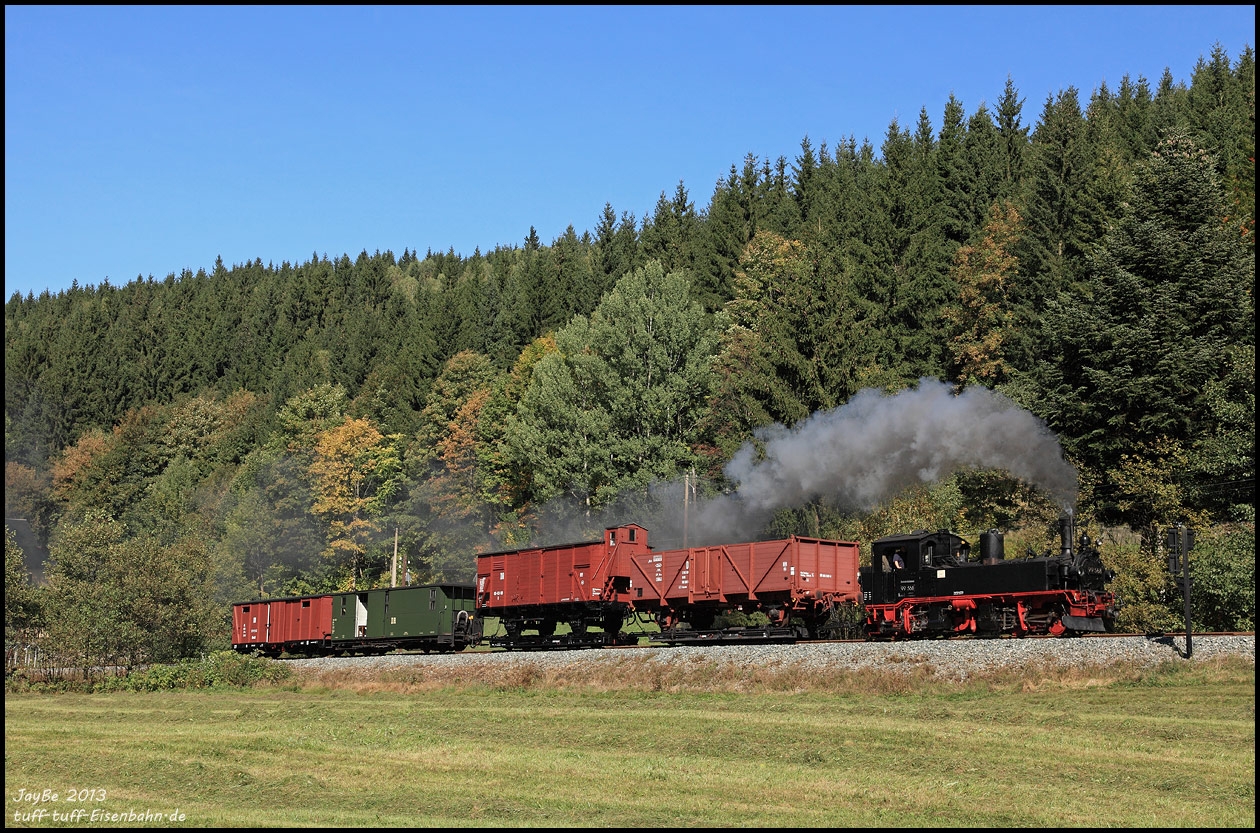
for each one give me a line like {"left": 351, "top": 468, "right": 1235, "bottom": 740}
{"left": 1035, "top": 129, "right": 1255, "bottom": 523}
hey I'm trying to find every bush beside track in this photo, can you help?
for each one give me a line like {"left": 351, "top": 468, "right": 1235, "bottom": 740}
{"left": 4, "top": 650, "right": 294, "bottom": 693}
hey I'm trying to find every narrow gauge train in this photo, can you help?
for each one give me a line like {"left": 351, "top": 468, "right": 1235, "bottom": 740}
{"left": 861, "top": 515, "right": 1117, "bottom": 639}
{"left": 231, "top": 582, "right": 481, "bottom": 657}
{"left": 231, "top": 515, "right": 1118, "bottom": 656}
{"left": 474, "top": 523, "right": 863, "bottom": 648}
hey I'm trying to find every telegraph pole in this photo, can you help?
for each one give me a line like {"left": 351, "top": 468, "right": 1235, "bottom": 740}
{"left": 682, "top": 468, "right": 696, "bottom": 549}
{"left": 391, "top": 526, "right": 399, "bottom": 588}
{"left": 682, "top": 470, "right": 689, "bottom": 550}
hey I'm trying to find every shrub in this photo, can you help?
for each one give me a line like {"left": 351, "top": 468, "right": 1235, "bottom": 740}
{"left": 76, "top": 651, "right": 294, "bottom": 693}
{"left": 203, "top": 650, "right": 293, "bottom": 687}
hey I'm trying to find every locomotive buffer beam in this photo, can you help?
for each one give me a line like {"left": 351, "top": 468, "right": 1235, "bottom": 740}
{"left": 1060, "top": 614, "right": 1107, "bottom": 632}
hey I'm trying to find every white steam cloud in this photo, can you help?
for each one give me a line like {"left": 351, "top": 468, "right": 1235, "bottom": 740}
{"left": 519, "top": 379, "right": 1078, "bottom": 550}
{"left": 682, "top": 378, "right": 1078, "bottom": 545}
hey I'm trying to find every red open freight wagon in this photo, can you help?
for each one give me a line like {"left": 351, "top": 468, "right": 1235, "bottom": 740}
{"left": 476, "top": 524, "right": 862, "bottom": 647}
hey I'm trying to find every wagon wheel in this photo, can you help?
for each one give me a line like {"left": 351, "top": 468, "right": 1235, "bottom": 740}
{"left": 601, "top": 612, "right": 624, "bottom": 635}
{"left": 689, "top": 610, "right": 716, "bottom": 632}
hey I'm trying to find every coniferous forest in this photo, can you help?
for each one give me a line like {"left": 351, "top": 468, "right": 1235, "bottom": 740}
{"left": 5, "top": 45, "right": 1255, "bottom": 671}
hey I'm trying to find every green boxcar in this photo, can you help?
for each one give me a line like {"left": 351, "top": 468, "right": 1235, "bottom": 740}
{"left": 330, "top": 584, "right": 480, "bottom": 653}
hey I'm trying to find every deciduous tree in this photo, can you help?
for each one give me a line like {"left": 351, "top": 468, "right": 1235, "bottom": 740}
{"left": 309, "top": 417, "right": 403, "bottom": 587}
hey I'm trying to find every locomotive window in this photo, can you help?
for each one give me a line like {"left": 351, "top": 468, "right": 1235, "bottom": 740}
{"left": 430, "top": 588, "right": 438, "bottom": 610}
{"left": 923, "top": 543, "right": 934, "bottom": 566}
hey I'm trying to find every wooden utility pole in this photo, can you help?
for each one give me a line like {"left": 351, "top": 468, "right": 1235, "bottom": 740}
{"left": 682, "top": 468, "right": 696, "bottom": 549}
{"left": 391, "top": 526, "right": 399, "bottom": 587}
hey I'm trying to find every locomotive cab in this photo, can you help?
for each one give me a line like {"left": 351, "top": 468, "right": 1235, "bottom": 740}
{"left": 866, "top": 530, "right": 970, "bottom": 606}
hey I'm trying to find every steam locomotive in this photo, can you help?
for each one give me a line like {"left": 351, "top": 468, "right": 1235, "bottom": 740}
{"left": 230, "top": 516, "right": 1117, "bottom": 656}
{"left": 861, "top": 515, "right": 1117, "bottom": 639}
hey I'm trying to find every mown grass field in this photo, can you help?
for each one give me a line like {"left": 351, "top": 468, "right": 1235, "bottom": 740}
{"left": 4, "top": 657, "right": 1254, "bottom": 828}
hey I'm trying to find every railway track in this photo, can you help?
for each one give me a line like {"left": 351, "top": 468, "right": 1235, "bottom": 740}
{"left": 474, "top": 630, "right": 1256, "bottom": 653}
{"left": 810, "top": 630, "right": 1257, "bottom": 644}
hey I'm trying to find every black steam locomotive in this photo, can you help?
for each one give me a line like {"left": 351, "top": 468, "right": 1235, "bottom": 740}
{"left": 861, "top": 515, "right": 1117, "bottom": 639}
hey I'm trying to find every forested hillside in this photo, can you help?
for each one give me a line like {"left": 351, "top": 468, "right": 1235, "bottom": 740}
{"left": 5, "top": 45, "right": 1255, "bottom": 669}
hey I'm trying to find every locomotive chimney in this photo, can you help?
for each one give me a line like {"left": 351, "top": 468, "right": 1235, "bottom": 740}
{"left": 1060, "top": 513, "right": 1075, "bottom": 560}
{"left": 980, "top": 529, "right": 1005, "bottom": 565}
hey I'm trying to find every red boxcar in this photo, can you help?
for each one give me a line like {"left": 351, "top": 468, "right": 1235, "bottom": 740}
{"left": 477, "top": 524, "right": 650, "bottom": 609}
{"left": 232, "top": 595, "right": 333, "bottom": 656}
{"left": 476, "top": 524, "right": 862, "bottom": 646}
{"left": 476, "top": 524, "right": 651, "bottom": 643}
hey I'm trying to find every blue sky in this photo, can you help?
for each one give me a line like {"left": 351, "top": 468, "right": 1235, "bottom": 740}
{"left": 4, "top": 5, "right": 1254, "bottom": 300}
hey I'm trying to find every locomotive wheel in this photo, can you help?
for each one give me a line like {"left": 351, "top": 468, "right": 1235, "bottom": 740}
{"left": 1047, "top": 606, "right": 1068, "bottom": 636}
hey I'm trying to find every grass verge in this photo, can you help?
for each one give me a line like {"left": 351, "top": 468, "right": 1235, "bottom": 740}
{"left": 4, "top": 656, "right": 1254, "bottom": 827}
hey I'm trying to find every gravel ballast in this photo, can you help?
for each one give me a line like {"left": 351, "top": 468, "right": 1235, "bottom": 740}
{"left": 283, "top": 634, "right": 1254, "bottom": 683}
